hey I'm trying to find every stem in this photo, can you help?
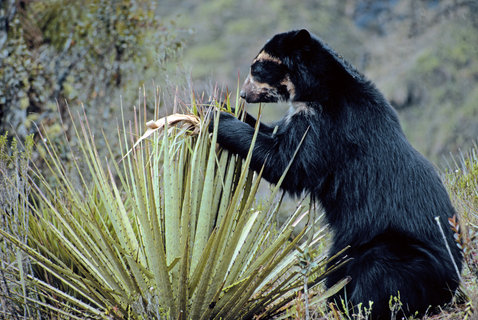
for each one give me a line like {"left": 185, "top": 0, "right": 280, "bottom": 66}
{"left": 434, "top": 216, "right": 463, "bottom": 283}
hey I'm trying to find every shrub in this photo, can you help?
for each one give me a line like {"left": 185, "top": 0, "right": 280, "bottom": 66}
{"left": 0, "top": 97, "right": 334, "bottom": 319}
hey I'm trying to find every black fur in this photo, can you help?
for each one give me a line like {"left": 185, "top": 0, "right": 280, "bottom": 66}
{"left": 213, "top": 29, "right": 462, "bottom": 319}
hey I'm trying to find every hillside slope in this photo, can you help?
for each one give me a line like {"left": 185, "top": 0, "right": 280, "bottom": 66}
{"left": 164, "top": 0, "right": 478, "bottom": 164}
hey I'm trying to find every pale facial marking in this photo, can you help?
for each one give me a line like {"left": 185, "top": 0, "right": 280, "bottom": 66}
{"left": 245, "top": 71, "right": 274, "bottom": 91}
{"left": 280, "top": 75, "right": 295, "bottom": 101}
{"left": 253, "top": 51, "right": 283, "bottom": 65}
{"left": 241, "top": 72, "right": 281, "bottom": 102}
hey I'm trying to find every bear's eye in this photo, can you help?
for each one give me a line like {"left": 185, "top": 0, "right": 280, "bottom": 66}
{"left": 251, "top": 61, "right": 287, "bottom": 85}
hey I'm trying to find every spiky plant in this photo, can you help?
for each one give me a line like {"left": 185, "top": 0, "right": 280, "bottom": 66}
{"left": 0, "top": 95, "right": 337, "bottom": 319}
{"left": 0, "top": 134, "right": 42, "bottom": 319}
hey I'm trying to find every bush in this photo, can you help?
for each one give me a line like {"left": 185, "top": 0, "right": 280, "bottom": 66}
{"left": 0, "top": 97, "right": 335, "bottom": 319}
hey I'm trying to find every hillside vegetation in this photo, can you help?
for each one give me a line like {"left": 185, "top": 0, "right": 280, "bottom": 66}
{"left": 1, "top": 1, "right": 477, "bottom": 319}
{"left": 163, "top": 0, "right": 478, "bottom": 164}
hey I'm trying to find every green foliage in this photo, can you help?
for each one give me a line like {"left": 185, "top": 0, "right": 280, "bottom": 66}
{"left": 0, "top": 15, "right": 48, "bottom": 137}
{"left": 0, "top": 97, "right": 337, "bottom": 318}
{"left": 0, "top": 0, "right": 184, "bottom": 140}
{"left": 446, "top": 148, "right": 478, "bottom": 280}
{"left": 0, "top": 133, "right": 38, "bottom": 318}
{"left": 448, "top": 148, "right": 478, "bottom": 216}
{"left": 442, "top": 148, "right": 478, "bottom": 320}
{"left": 388, "top": 292, "right": 403, "bottom": 320}
{"left": 454, "top": 158, "right": 478, "bottom": 203}
{"left": 395, "top": 22, "right": 478, "bottom": 162}
{"left": 170, "top": 0, "right": 362, "bottom": 83}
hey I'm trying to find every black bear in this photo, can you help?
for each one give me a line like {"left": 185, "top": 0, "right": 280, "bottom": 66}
{"left": 211, "top": 29, "right": 462, "bottom": 319}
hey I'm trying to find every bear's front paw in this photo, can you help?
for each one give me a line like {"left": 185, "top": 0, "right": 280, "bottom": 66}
{"left": 208, "top": 110, "right": 237, "bottom": 133}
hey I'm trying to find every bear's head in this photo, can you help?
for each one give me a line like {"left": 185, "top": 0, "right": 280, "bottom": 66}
{"left": 240, "top": 29, "right": 356, "bottom": 104}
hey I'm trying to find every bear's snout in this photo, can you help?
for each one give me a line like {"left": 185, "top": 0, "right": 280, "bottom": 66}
{"left": 240, "top": 73, "right": 279, "bottom": 103}
{"left": 240, "top": 74, "right": 255, "bottom": 101}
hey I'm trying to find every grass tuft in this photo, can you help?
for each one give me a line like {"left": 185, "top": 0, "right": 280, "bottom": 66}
{"left": 0, "top": 94, "right": 336, "bottom": 319}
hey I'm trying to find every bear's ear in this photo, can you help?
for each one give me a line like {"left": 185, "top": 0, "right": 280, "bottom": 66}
{"left": 293, "top": 29, "right": 311, "bottom": 45}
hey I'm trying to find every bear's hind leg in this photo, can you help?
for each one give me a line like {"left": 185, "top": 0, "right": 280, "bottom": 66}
{"left": 327, "top": 234, "right": 458, "bottom": 319}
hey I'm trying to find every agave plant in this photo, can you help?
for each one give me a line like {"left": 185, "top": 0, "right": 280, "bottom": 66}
{"left": 0, "top": 94, "right": 338, "bottom": 319}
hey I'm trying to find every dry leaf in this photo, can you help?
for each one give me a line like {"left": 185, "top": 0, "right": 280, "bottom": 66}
{"left": 123, "top": 113, "right": 201, "bottom": 160}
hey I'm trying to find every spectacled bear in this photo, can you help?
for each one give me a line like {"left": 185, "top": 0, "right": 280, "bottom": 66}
{"left": 211, "top": 29, "right": 462, "bottom": 319}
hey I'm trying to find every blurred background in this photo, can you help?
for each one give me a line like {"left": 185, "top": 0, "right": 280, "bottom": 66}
{"left": 1, "top": 0, "right": 478, "bottom": 165}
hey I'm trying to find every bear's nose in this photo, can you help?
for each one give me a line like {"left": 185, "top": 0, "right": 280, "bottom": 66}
{"left": 240, "top": 74, "right": 252, "bottom": 100}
